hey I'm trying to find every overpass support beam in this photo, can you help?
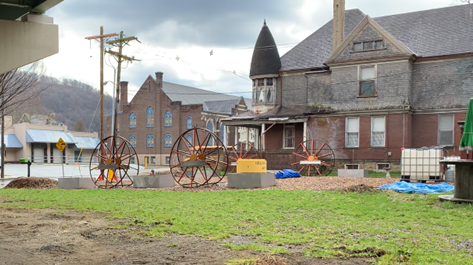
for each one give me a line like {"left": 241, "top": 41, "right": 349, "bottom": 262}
{"left": 0, "top": 17, "right": 58, "bottom": 74}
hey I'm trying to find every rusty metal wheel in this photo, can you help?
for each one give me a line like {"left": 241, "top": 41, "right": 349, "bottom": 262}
{"left": 169, "top": 128, "right": 229, "bottom": 188}
{"left": 226, "top": 143, "right": 259, "bottom": 174}
{"left": 89, "top": 136, "right": 140, "bottom": 188}
{"left": 291, "top": 139, "right": 335, "bottom": 176}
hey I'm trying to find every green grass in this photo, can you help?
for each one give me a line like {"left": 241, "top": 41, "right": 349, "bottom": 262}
{"left": 0, "top": 188, "right": 472, "bottom": 264}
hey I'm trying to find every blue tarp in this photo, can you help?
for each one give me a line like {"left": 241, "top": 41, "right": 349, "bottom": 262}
{"left": 276, "top": 169, "right": 301, "bottom": 179}
{"left": 378, "top": 181, "right": 454, "bottom": 194}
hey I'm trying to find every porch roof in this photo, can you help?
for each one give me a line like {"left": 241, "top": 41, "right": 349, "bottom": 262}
{"left": 0, "top": 134, "right": 23, "bottom": 148}
{"left": 26, "top": 129, "right": 76, "bottom": 144}
{"left": 73, "top": 137, "right": 100, "bottom": 150}
{"left": 222, "top": 105, "right": 310, "bottom": 127}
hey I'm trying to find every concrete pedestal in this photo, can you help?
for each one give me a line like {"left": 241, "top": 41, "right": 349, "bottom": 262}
{"left": 338, "top": 169, "right": 368, "bottom": 178}
{"left": 133, "top": 174, "right": 175, "bottom": 188}
{"left": 58, "top": 178, "right": 95, "bottom": 189}
{"left": 227, "top": 173, "right": 275, "bottom": 189}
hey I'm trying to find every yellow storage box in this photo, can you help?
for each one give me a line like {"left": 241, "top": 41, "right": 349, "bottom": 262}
{"left": 236, "top": 159, "right": 267, "bottom": 173}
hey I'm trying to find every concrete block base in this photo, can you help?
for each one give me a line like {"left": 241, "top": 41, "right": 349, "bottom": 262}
{"left": 338, "top": 169, "right": 369, "bottom": 178}
{"left": 58, "top": 178, "right": 95, "bottom": 189}
{"left": 133, "top": 174, "right": 175, "bottom": 188}
{"left": 227, "top": 173, "right": 275, "bottom": 189}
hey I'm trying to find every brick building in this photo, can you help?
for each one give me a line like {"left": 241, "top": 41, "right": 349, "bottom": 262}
{"left": 107, "top": 72, "right": 249, "bottom": 166}
{"left": 224, "top": 1, "right": 473, "bottom": 171}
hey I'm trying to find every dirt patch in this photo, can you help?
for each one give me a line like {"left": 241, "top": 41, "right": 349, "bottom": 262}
{"left": 341, "top": 184, "right": 379, "bottom": 193}
{"left": 4, "top": 177, "right": 58, "bottom": 189}
{"left": 0, "top": 207, "right": 375, "bottom": 265}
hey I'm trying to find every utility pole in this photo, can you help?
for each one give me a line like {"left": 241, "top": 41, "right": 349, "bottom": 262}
{"left": 0, "top": 78, "right": 3, "bottom": 179}
{"left": 85, "top": 27, "right": 118, "bottom": 139}
{"left": 105, "top": 31, "right": 140, "bottom": 142}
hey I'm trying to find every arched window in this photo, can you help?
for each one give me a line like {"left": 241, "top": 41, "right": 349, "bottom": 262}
{"left": 164, "top": 134, "right": 172, "bottom": 147}
{"left": 146, "top": 107, "right": 154, "bottom": 127}
{"left": 129, "top": 135, "right": 136, "bottom": 147}
{"left": 206, "top": 120, "right": 214, "bottom": 146}
{"left": 186, "top": 133, "right": 193, "bottom": 147}
{"left": 129, "top": 113, "right": 136, "bottom": 128}
{"left": 146, "top": 134, "right": 154, "bottom": 147}
{"left": 186, "top": 116, "right": 192, "bottom": 129}
{"left": 164, "top": 111, "right": 172, "bottom": 127}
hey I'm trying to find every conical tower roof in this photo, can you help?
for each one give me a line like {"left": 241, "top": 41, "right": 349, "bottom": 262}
{"left": 250, "top": 21, "right": 281, "bottom": 78}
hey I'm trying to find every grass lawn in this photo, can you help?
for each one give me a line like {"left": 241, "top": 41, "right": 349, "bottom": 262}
{"left": 0, "top": 188, "right": 472, "bottom": 264}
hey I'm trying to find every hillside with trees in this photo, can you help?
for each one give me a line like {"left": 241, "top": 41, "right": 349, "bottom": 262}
{"left": 10, "top": 76, "right": 114, "bottom": 137}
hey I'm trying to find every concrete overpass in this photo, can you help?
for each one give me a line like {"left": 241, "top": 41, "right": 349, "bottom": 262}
{"left": 0, "top": 0, "right": 62, "bottom": 74}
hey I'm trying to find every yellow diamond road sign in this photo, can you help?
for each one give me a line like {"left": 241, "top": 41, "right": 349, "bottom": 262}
{"left": 56, "top": 138, "right": 66, "bottom": 152}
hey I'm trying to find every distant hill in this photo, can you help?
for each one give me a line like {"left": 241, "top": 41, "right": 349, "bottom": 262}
{"left": 37, "top": 77, "right": 113, "bottom": 135}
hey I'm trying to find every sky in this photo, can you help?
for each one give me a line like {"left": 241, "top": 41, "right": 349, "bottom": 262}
{"left": 42, "top": 0, "right": 466, "bottom": 101}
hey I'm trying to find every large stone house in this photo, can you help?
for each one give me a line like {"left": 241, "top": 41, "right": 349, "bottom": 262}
{"left": 107, "top": 72, "right": 249, "bottom": 166}
{"left": 224, "top": 1, "right": 473, "bottom": 171}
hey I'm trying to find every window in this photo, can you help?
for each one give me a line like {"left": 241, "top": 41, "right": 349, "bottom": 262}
{"left": 129, "top": 135, "right": 137, "bottom": 147}
{"left": 129, "top": 113, "right": 136, "bottom": 128}
{"left": 345, "top": 164, "right": 360, "bottom": 169}
{"left": 257, "top": 79, "right": 264, "bottom": 86}
{"left": 146, "top": 107, "right": 154, "bottom": 127}
{"left": 186, "top": 116, "right": 192, "bottom": 129}
{"left": 438, "top": 114, "right": 454, "bottom": 146}
{"left": 359, "top": 66, "right": 376, "bottom": 96}
{"left": 266, "top": 78, "right": 273, "bottom": 86}
{"left": 353, "top": 40, "right": 383, "bottom": 51}
{"left": 165, "top": 156, "right": 170, "bottom": 164}
{"left": 164, "top": 134, "right": 172, "bottom": 147}
{"left": 151, "top": 156, "right": 156, "bottom": 164}
{"left": 164, "top": 111, "right": 172, "bottom": 127}
{"left": 371, "top": 116, "right": 385, "bottom": 147}
{"left": 376, "top": 163, "right": 390, "bottom": 172}
{"left": 256, "top": 87, "right": 264, "bottom": 103}
{"left": 266, "top": 88, "right": 274, "bottom": 103}
{"left": 283, "top": 125, "right": 295, "bottom": 149}
{"left": 186, "top": 133, "right": 193, "bottom": 147}
{"left": 146, "top": 134, "right": 154, "bottom": 147}
{"left": 346, "top": 117, "right": 359, "bottom": 147}
{"left": 206, "top": 120, "right": 214, "bottom": 146}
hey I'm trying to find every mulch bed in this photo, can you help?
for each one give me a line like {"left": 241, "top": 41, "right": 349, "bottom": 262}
{"left": 2, "top": 175, "right": 399, "bottom": 192}
{"left": 4, "top": 177, "right": 58, "bottom": 189}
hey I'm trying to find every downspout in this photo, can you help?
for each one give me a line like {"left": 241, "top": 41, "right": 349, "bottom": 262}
{"left": 279, "top": 73, "right": 283, "bottom": 105}
{"left": 305, "top": 74, "right": 309, "bottom": 106}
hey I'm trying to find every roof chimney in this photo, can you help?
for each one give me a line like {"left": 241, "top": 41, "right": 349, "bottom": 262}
{"left": 333, "top": 0, "right": 345, "bottom": 51}
{"left": 120, "top": 81, "right": 128, "bottom": 106}
{"left": 155, "top": 72, "right": 163, "bottom": 88}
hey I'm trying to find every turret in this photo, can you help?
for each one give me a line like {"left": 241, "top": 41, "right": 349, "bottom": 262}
{"left": 249, "top": 20, "right": 281, "bottom": 113}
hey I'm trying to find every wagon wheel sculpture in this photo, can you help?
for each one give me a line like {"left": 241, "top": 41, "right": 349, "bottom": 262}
{"left": 169, "top": 128, "right": 229, "bottom": 188}
{"left": 89, "top": 135, "right": 140, "bottom": 188}
{"left": 226, "top": 143, "right": 259, "bottom": 174}
{"left": 291, "top": 139, "right": 335, "bottom": 176}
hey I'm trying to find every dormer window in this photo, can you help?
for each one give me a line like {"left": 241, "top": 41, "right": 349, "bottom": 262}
{"left": 252, "top": 77, "right": 276, "bottom": 105}
{"left": 353, "top": 40, "right": 383, "bottom": 52}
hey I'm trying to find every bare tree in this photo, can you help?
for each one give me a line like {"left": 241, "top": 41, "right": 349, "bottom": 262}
{"left": 0, "top": 62, "right": 48, "bottom": 178}
{"left": 73, "top": 118, "right": 88, "bottom": 132}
